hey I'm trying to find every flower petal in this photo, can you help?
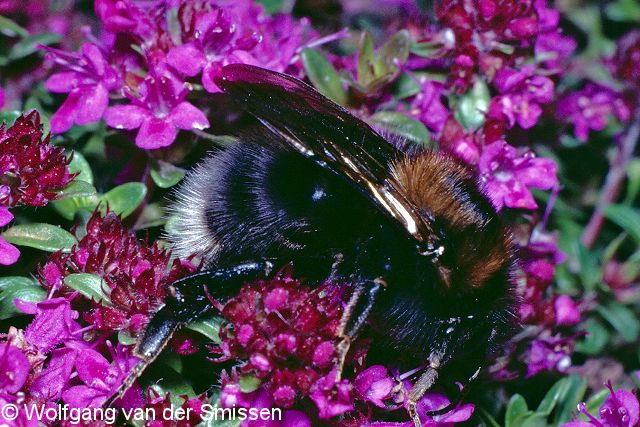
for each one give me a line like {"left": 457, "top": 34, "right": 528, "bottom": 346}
{"left": 76, "top": 84, "right": 109, "bottom": 126}
{"left": 167, "top": 43, "right": 206, "bottom": 77}
{"left": 136, "top": 118, "right": 177, "bottom": 149}
{"left": 170, "top": 102, "right": 210, "bottom": 131}
{"left": 45, "top": 71, "right": 79, "bottom": 93}
{"left": 104, "top": 104, "right": 149, "bottom": 130}
{"left": 50, "top": 89, "right": 81, "bottom": 134}
{"left": 0, "top": 236, "right": 20, "bottom": 265}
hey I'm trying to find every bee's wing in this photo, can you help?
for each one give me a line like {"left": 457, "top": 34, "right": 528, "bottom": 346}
{"left": 217, "top": 64, "right": 439, "bottom": 253}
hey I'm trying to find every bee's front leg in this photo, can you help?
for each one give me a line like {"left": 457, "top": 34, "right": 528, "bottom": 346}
{"left": 335, "top": 279, "right": 383, "bottom": 380}
{"left": 104, "top": 260, "right": 277, "bottom": 408}
{"left": 407, "top": 355, "right": 441, "bottom": 427}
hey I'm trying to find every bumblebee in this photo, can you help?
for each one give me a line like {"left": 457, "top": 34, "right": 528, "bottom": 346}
{"left": 109, "top": 64, "right": 518, "bottom": 426}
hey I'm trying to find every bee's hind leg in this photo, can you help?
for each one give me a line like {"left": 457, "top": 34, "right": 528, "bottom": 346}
{"left": 104, "top": 260, "right": 276, "bottom": 408}
{"left": 335, "top": 279, "right": 383, "bottom": 380}
{"left": 407, "top": 353, "right": 442, "bottom": 427}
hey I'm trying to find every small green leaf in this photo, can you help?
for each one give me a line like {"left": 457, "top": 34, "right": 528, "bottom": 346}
{"left": 239, "top": 375, "right": 262, "bottom": 393}
{"left": 625, "top": 159, "right": 640, "bottom": 203}
{"left": 411, "top": 40, "right": 440, "bottom": 58}
{"left": 553, "top": 375, "right": 587, "bottom": 425}
{"left": 376, "top": 30, "right": 411, "bottom": 75}
{"left": 301, "top": 48, "right": 348, "bottom": 105}
{"left": 67, "top": 151, "right": 94, "bottom": 184}
{"left": 394, "top": 73, "right": 421, "bottom": 99}
{"left": 0, "top": 111, "right": 22, "bottom": 127}
{"left": 8, "top": 33, "right": 61, "bottom": 60}
{"left": 150, "top": 161, "right": 186, "bottom": 189}
{"left": 0, "top": 15, "right": 29, "bottom": 37}
{"left": 575, "top": 317, "right": 609, "bottom": 355}
{"left": 56, "top": 180, "right": 96, "bottom": 199}
{"left": 64, "top": 273, "right": 111, "bottom": 305}
{"left": 597, "top": 302, "right": 640, "bottom": 342}
{"left": 603, "top": 204, "right": 640, "bottom": 243}
{"left": 357, "top": 31, "right": 376, "bottom": 86}
{"left": 584, "top": 388, "right": 610, "bottom": 416}
{"left": 505, "top": 394, "right": 529, "bottom": 427}
{"left": 370, "top": 111, "right": 431, "bottom": 146}
{"left": 455, "top": 79, "right": 490, "bottom": 130}
{"left": 537, "top": 378, "right": 569, "bottom": 416}
{"left": 520, "top": 413, "right": 548, "bottom": 427}
{"left": 3, "top": 223, "right": 76, "bottom": 252}
{"left": 52, "top": 195, "right": 99, "bottom": 221}
{"left": 0, "top": 276, "right": 46, "bottom": 320}
{"left": 118, "top": 330, "right": 138, "bottom": 346}
{"left": 605, "top": 0, "right": 640, "bottom": 22}
{"left": 187, "top": 316, "right": 223, "bottom": 344}
{"left": 101, "top": 182, "right": 147, "bottom": 219}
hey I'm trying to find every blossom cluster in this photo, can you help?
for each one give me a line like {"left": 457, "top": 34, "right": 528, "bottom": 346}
{"left": 0, "top": 112, "right": 73, "bottom": 265}
{"left": 44, "top": 0, "right": 318, "bottom": 149}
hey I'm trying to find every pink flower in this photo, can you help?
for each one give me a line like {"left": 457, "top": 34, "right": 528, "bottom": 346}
{"left": 45, "top": 43, "right": 121, "bottom": 134}
{"left": 30, "top": 347, "right": 77, "bottom": 402}
{"left": 556, "top": 84, "right": 631, "bottom": 142}
{"left": 0, "top": 206, "right": 19, "bottom": 265}
{"left": 409, "top": 79, "right": 449, "bottom": 134}
{"left": 526, "top": 335, "right": 572, "bottom": 377}
{"left": 104, "top": 72, "right": 209, "bottom": 149}
{"left": 62, "top": 345, "right": 139, "bottom": 408}
{"left": 354, "top": 365, "right": 396, "bottom": 408}
{"left": 554, "top": 295, "right": 581, "bottom": 326}
{"left": 478, "top": 140, "right": 558, "bottom": 210}
{"left": 362, "top": 391, "right": 475, "bottom": 426}
{"left": 562, "top": 382, "right": 640, "bottom": 427}
{"left": 0, "top": 112, "right": 73, "bottom": 207}
{"left": 17, "top": 297, "right": 80, "bottom": 352}
{"left": 0, "top": 343, "right": 30, "bottom": 394}
{"left": 310, "top": 370, "right": 354, "bottom": 419}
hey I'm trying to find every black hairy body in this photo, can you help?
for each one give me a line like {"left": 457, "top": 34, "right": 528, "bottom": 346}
{"left": 170, "top": 141, "right": 517, "bottom": 371}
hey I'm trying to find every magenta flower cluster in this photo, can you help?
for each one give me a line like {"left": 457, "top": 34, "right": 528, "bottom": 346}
{"left": 44, "top": 0, "right": 317, "bottom": 149}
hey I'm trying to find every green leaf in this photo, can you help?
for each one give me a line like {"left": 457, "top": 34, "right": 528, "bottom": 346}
{"left": 67, "top": 151, "right": 94, "bottom": 184}
{"left": 605, "top": 0, "right": 640, "bottom": 22}
{"left": 0, "top": 276, "right": 46, "bottom": 320}
{"left": 301, "top": 48, "right": 348, "bottom": 105}
{"left": 370, "top": 111, "right": 431, "bottom": 146}
{"left": 625, "top": 159, "right": 640, "bottom": 203}
{"left": 0, "top": 111, "right": 22, "bottom": 127}
{"left": 394, "top": 73, "right": 421, "bottom": 99}
{"left": 3, "top": 223, "right": 76, "bottom": 252}
{"left": 505, "top": 394, "right": 529, "bottom": 427}
{"left": 575, "top": 317, "right": 609, "bottom": 355}
{"left": 8, "top": 33, "right": 61, "bottom": 60}
{"left": 411, "top": 40, "right": 440, "bottom": 58}
{"left": 56, "top": 180, "right": 97, "bottom": 199}
{"left": 64, "top": 273, "right": 111, "bottom": 305}
{"left": 145, "top": 363, "right": 196, "bottom": 403}
{"left": 455, "top": 79, "right": 490, "bottom": 130}
{"left": 553, "top": 375, "right": 587, "bottom": 425}
{"left": 357, "top": 31, "right": 376, "bottom": 86}
{"left": 150, "top": 161, "right": 186, "bottom": 189}
{"left": 584, "top": 388, "right": 610, "bottom": 416}
{"left": 604, "top": 204, "right": 640, "bottom": 243}
{"left": 377, "top": 30, "right": 411, "bottom": 76}
{"left": 100, "top": 182, "right": 147, "bottom": 219}
{"left": 52, "top": 195, "right": 99, "bottom": 221}
{"left": 520, "top": 413, "right": 548, "bottom": 427}
{"left": 118, "top": 330, "right": 138, "bottom": 346}
{"left": 187, "top": 316, "right": 223, "bottom": 344}
{"left": 0, "top": 15, "right": 29, "bottom": 37}
{"left": 239, "top": 375, "right": 262, "bottom": 393}
{"left": 597, "top": 302, "right": 640, "bottom": 342}
{"left": 537, "top": 378, "right": 569, "bottom": 416}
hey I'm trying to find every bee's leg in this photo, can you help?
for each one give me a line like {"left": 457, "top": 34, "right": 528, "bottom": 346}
{"left": 407, "top": 353, "right": 442, "bottom": 427}
{"left": 104, "top": 260, "right": 276, "bottom": 407}
{"left": 335, "top": 279, "right": 383, "bottom": 379}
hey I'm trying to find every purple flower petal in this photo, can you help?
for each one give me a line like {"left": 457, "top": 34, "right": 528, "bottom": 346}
{"left": 104, "top": 104, "right": 149, "bottom": 130}
{"left": 45, "top": 71, "right": 79, "bottom": 93}
{"left": 50, "top": 89, "right": 81, "bottom": 134}
{"left": 62, "top": 384, "right": 109, "bottom": 408}
{"left": 170, "top": 102, "right": 210, "bottom": 131}
{"left": 30, "top": 347, "right": 77, "bottom": 401}
{"left": 75, "top": 83, "right": 109, "bottom": 126}
{"left": 136, "top": 117, "right": 178, "bottom": 149}
{"left": 0, "top": 343, "right": 30, "bottom": 393}
{"left": 24, "top": 297, "right": 79, "bottom": 352}
{"left": 167, "top": 43, "right": 207, "bottom": 77}
{"left": 74, "top": 348, "right": 112, "bottom": 390}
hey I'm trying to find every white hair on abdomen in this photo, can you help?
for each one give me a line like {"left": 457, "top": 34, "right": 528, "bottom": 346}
{"left": 165, "top": 153, "right": 222, "bottom": 265}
